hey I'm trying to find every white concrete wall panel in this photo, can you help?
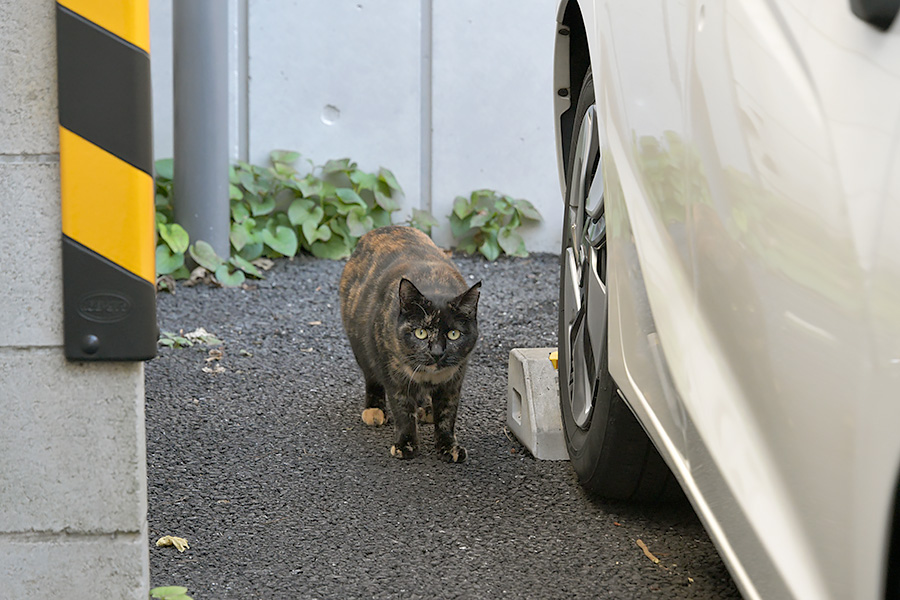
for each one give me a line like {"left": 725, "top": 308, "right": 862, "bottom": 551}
{"left": 150, "top": 0, "right": 174, "bottom": 160}
{"left": 0, "top": 350, "right": 148, "bottom": 533}
{"left": 0, "top": 530, "right": 149, "bottom": 600}
{"left": 248, "top": 0, "right": 424, "bottom": 220}
{"left": 152, "top": 1, "right": 564, "bottom": 252}
{"left": 0, "top": 2, "right": 58, "bottom": 155}
{"left": 0, "top": 163, "right": 63, "bottom": 348}
{"left": 430, "top": 0, "right": 562, "bottom": 252}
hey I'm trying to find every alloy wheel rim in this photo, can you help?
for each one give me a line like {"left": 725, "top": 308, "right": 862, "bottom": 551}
{"left": 562, "top": 103, "right": 608, "bottom": 430}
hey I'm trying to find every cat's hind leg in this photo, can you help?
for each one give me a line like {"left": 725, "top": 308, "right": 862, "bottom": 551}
{"left": 361, "top": 379, "right": 387, "bottom": 426}
{"left": 416, "top": 395, "right": 434, "bottom": 424}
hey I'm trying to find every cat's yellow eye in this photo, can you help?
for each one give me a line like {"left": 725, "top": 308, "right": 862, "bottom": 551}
{"left": 447, "top": 329, "right": 461, "bottom": 340}
{"left": 414, "top": 328, "right": 428, "bottom": 340}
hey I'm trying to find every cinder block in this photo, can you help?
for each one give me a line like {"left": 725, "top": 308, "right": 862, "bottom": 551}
{"left": 0, "top": 528, "right": 149, "bottom": 600}
{"left": 0, "top": 162, "right": 63, "bottom": 348}
{"left": 507, "top": 348, "right": 569, "bottom": 460}
{"left": 0, "top": 1, "right": 59, "bottom": 154}
{"left": 0, "top": 348, "right": 147, "bottom": 534}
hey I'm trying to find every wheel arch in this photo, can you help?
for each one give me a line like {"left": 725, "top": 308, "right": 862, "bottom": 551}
{"left": 554, "top": 0, "right": 591, "bottom": 196}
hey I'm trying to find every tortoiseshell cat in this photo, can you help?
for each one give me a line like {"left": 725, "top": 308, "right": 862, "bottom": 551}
{"left": 339, "top": 226, "right": 481, "bottom": 462}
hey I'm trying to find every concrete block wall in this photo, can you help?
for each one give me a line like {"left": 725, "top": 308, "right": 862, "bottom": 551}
{"left": 150, "top": 0, "right": 563, "bottom": 252}
{"left": 0, "top": 1, "right": 149, "bottom": 598}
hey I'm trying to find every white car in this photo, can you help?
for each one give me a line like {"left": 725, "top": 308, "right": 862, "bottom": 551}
{"left": 552, "top": 2, "right": 900, "bottom": 599}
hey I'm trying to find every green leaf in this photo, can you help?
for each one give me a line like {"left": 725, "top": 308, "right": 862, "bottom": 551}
{"left": 370, "top": 207, "right": 392, "bottom": 228}
{"left": 230, "top": 222, "right": 251, "bottom": 251}
{"left": 239, "top": 242, "right": 264, "bottom": 262}
{"left": 287, "top": 198, "right": 316, "bottom": 226}
{"left": 189, "top": 240, "right": 224, "bottom": 271}
{"left": 346, "top": 209, "right": 374, "bottom": 237}
{"left": 409, "top": 208, "right": 439, "bottom": 232}
{"left": 513, "top": 198, "right": 542, "bottom": 221}
{"left": 453, "top": 196, "right": 473, "bottom": 219}
{"left": 494, "top": 198, "right": 515, "bottom": 216}
{"left": 374, "top": 190, "right": 400, "bottom": 212}
{"left": 449, "top": 213, "right": 473, "bottom": 240}
{"left": 317, "top": 223, "right": 333, "bottom": 242}
{"left": 349, "top": 170, "right": 378, "bottom": 191}
{"left": 300, "top": 206, "right": 326, "bottom": 244}
{"left": 229, "top": 183, "right": 243, "bottom": 201}
{"left": 498, "top": 227, "right": 528, "bottom": 257}
{"left": 468, "top": 210, "right": 492, "bottom": 230}
{"left": 335, "top": 187, "right": 366, "bottom": 208}
{"left": 297, "top": 176, "right": 323, "bottom": 198}
{"left": 231, "top": 201, "right": 250, "bottom": 224}
{"left": 156, "top": 244, "right": 185, "bottom": 275}
{"left": 322, "top": 158, "right": 352, "bottom": 175}
{"left": 457, "top": 238, "right": 479, "bottom": 255}
{"left": 270, "top": 149, "right": 300, "bottom": 165}
{"left": 215, "top": 264, "right": 246, "bottom": 287}
{"left": 154, "top": 158, "right": 174, "bottom": 181}
{"left": 248, "top": 194, "right": 276, "bottom": 216}
{"left": 150, "top": 585, "right": 191, "bottom": 599}
{"left": 310, "top": 236, "right": 352, "bottom": 259}
{"left": 229, "top": 254, "right": 262, "bottom": 278}
{"left": 158, "top": 223, "right": 189, "bottom": 254}
{"left": 378, "top": 168, "right": 402, "bottom": 191}
{"left": 479, "top": 236, "right": 501, "bottom": 261}
{"left": 238, "top": 169, "right": 257, "bottom": 194}
{"left": 262, "top": 225, "right": 299, "bottom": 257}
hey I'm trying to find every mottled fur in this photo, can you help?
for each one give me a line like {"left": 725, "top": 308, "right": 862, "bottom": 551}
{"left": 339, "top": 226, "right": 481, "bottom": 462}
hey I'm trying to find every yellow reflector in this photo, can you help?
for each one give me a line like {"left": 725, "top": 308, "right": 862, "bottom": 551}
{"left": 57, "top": 0, "right": 150, "bottom": 53}
{"left": 549, "top": 350, "right": 559, "bottom": 369}
{"left": 60, "top": 126, "right": 155, "bottom": 283}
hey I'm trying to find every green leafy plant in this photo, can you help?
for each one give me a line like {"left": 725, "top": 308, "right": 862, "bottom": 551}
{"left": 150, "top": 586, "right": 192, "bottom": 600}
{"left": 448, "top": 189, "right": 542, "bottom": 260}
{"left": 406, "top": 208, "right": 440, "bottom": 236}
{"left": 154, "top": 151, "right": 404, "bottom": 286}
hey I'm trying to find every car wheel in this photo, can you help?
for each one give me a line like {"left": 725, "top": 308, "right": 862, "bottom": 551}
{"left": 558, "top": 69, "right": 678, "bottom": 502}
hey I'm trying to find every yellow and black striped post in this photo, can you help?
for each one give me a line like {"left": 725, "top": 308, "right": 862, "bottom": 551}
{"left": 57, "top": 0, "right": 157, "bottom": 361}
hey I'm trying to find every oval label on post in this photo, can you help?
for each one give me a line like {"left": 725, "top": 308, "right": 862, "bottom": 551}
{"left": 77, "top": 292, "right": 132, "bottom": 323}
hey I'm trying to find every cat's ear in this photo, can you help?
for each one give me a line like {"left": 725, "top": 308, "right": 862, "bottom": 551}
{"left": 398, "top": 278, "right": 427, "bottom": 314}
{"left": 451, "top": 281, "right": 481, "bottom": 317}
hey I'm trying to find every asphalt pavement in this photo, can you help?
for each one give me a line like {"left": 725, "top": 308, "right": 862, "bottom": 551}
{"left": 145, "top": 251, "right": 741, "bottom": 599}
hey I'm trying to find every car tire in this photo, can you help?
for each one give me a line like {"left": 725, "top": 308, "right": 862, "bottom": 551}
{"left": 558, "top": 69, "right": 680, "bottom": 502}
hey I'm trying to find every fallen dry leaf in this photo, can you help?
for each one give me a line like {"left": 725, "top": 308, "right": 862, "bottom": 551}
{"left": 206, "top": 348, "right": 224, "bottom": 362}
{"left": 202, "top": 364, "right": 225, "bottom": 374}
{"left": 636, "top": 539, "right": 660, "bottom": 564}
{"left": 156, "top": 535, "right": 190, "bottom": 552}
{"left": 252, "top": 257, "right": 275, "bottom": 271}
{"left": 184, "top": 266, "right": 211, "bottom": 287}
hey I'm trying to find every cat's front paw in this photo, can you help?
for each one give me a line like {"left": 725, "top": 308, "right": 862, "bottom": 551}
{"left": 361, "top": 408, "right": 386, "bottom": 426}
{"left": 438, "top": 445, "right": 467, "bottom": 463}
{"left": 390, "top": 443, "right": 418, "bottom": 459}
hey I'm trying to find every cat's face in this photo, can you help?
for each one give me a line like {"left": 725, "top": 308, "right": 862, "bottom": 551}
{"left": 397, "top": 278, "right": 481, "bottom": 371}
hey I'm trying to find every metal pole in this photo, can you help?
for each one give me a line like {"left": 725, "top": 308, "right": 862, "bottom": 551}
{"left": 173, "top": 0, "right": 230, "bottom": 258}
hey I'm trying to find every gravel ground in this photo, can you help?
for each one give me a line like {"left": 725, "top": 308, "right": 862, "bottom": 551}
{"left": 145, "top": 252, "right": 741, "bottom": 599}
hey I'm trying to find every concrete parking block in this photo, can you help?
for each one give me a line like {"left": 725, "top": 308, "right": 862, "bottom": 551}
{"left": 507, "top": 347, "right": 569, "bottom": 460}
